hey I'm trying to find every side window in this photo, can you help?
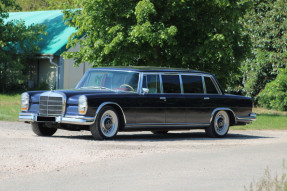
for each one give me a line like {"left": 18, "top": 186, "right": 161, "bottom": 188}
{"left": 162, "top": 75, "right": 181, "bottom": 93}
{"left": 182, "top": 75, "right": 204, "bottom": 93}
{"left": 142, "top": 74, "right": 161, "bottom": 93}
{"left": 204, "top": 76, "right": 219, "bottom": 94}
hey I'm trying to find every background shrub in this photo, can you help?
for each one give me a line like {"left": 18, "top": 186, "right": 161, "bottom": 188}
{"left": 258, "top": 67, "right": 287, "bottom": 111}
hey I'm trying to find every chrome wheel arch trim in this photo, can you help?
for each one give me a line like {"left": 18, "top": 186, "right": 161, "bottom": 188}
{"left": 95, "top": 102, "right": 127, "bottom": 124}
{"left": 210, "top": 108, "right": 236, "bottom": 123}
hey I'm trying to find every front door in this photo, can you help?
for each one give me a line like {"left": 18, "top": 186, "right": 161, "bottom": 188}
{"left": 136, "top": 74, "right": 165, "bottom": 124}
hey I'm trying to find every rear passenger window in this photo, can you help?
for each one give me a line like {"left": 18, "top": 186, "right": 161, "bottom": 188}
{"left": 142, "top": 74, "right": 161, "bottom": 93}
{"left": 204, "top": 77, "right": 218, "bottom": 94}
{"left": 182, "top": 75, "right": 203, "bottom": 93}
{"left": 162, "top": 75, "right": 181, "bottom": 93}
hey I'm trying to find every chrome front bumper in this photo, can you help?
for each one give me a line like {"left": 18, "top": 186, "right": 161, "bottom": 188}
{"left": 19, "top": 113, "right": 95, "bottom": 125}
{"left": 236, "top": 113, "right": 256, "bottom": 124}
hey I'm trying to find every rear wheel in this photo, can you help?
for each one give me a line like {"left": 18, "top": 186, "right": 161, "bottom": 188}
{"left": 205, "top": 110, "right": 230, "bottom": 138}
{"left": 90, "top": 106, "right": 119, "bottom": 140}
{"left": 151, "top": 131, "right": 168, "bottom": 135}
{"left": 31, "top": 122, "right": 57, "bottom": 136}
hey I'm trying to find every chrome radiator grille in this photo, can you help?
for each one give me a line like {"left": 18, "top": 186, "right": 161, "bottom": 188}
{"left": 39, "top": 95, "right": 63, "bottom": 117}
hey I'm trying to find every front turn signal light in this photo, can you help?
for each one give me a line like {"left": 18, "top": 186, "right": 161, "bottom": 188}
{"left": 21, "top": 92, "right": 29, "bottom": 111}
{"left": 78, "top": 95, "right": 88, "bottom": 115}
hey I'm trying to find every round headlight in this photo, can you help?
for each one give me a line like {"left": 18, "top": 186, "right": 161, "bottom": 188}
{"left": 21, "top": 92, "right": 29, "bottom": 111}
{"left": 78, "top": 95, "right": 88, "bottom": 115}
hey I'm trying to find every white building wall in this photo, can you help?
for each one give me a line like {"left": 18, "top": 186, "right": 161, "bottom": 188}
{"left": 62, "top": 42, "right": 91, "bottom": 89}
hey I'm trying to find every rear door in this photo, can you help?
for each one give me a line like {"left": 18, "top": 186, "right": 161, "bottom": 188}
{"left": 160, "top": 74, "right": 186, "bottom": 123}
{"left": 181, "top": 75, "right": 210, "bottom": 124}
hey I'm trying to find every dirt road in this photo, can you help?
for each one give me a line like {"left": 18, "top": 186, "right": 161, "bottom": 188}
{"left": 0, "top": 121, "right": 287, "bottom": 190}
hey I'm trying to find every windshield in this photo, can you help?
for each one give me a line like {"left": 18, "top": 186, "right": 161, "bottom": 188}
{"left": 76, "top": 70, "right": 139, "bottom": 92}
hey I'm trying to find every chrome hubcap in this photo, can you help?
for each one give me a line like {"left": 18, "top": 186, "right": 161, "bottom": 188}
{"left": 214, "top": 112, "right": 229, "bottom": 136}
{"left": 100, "top": 110, "right": 118, "bottom": 137}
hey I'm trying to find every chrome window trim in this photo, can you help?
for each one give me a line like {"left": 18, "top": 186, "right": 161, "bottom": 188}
{"left": 159, "top": 74, "right": 163, "bottom": 94}
{"left": 203, "top": 75, "right": 222, "bottom": 95}
{"left": 139, "top": 72, "right": 223, "bottom": 95}
{"left": 140, "top": 73, "right": 162, "bottom": 94}
{"left": 202, "top": 76, "right": 206, "bottom": 94}
{"left": 180, "top": 74, "right": 205, "bottom": 94}
{"left": 138, "top": 72, "right": 144, "bottom": 94}
{"left": 76, "top": 69, "right": 141, "bottom": 93}
{"left": 210, "top": 76, "right": 222, "bottom": 95}
{"left": 179, "top": 74, "right": 184, "bottom": 94}
{"left": 161, "top": 73, "right": 181, "bottom": 94}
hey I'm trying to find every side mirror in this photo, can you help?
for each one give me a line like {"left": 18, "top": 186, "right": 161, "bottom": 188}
{"left": 142, "top": 88, "right": 149, "bottom": 94}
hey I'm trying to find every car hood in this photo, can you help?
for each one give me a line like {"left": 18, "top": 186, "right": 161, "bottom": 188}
{"left": 28, "top": 89, "right": 135, "bottom": 104}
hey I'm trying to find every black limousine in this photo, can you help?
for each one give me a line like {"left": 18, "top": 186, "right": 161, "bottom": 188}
{"left": 19, "top": 67, "right": 256, "bottom": 140}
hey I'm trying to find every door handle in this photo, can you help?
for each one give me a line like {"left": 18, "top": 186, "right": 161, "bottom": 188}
{"left": 160, "top": 97, "right": 166, "bottom": 101}
{"left": 204, "top": 97, "right": 210, "bottom": 100}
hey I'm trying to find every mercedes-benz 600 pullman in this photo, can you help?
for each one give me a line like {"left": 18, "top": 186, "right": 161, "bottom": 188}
{"left": 19, "top": 67, "right": 256, "bottom": 140}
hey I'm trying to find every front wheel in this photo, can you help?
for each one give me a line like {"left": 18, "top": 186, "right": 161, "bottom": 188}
{"left": 31, "top": 122, "right": 57, "bottom": 136}
{"left": 205, "top": 111, "right": 230, "bottom": 138}
{"left": 90, "top": 106, "right": 119, "bottom": 140}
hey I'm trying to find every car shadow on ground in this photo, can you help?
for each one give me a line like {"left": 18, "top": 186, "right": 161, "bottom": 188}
{"left": 52, "top": 131, "right": 273, "bottom": 142}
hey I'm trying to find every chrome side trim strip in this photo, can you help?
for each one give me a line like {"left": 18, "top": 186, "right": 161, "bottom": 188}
{"left": 210, "top": 108, "right": 236, "bottom": 123}
{"left": 95, "top": 102, "right": 127, "bottom": 124}
{"left": 125, "top": 123, "right": 210, "bottom": 128}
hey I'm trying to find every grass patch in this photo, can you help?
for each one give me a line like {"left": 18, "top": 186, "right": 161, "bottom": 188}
{"left": 245, "top": 160, "right": 287, "bottom": 191}
{"left": 253, "top": 108, "right": 287, "bottom": 116}
{"left": 0, "top": 94, "right": 21, "bottom": 121}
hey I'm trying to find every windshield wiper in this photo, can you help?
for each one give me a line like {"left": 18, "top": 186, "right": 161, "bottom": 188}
{"left": 80, "top": 86, "right": 112, "bottom": 90}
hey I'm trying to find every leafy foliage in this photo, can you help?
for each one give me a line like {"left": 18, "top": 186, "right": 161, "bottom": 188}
{"left": 14, "top": 0, "right": 72, "bottom": 11}
{"left": 63, "top": 0, "right": 252, "bottom": 88}
{"left": 0, "top": 0, "right": 46, "bottom": 93}
{"left": 258, "top": 67, "right": 287, "bottom": 111}
{"left": 240, "top": 0, "right": 287, "bottom": 98}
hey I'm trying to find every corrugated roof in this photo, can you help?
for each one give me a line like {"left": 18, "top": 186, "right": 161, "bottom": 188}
{"left": 6, "top": 10, "right": 77, "bottom": 56}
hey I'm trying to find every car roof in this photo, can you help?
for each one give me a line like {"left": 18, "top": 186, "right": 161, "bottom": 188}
{"left": 88, "top": 66, "right": 211, "bottom": 75}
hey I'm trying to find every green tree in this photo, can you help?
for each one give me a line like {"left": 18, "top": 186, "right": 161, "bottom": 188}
{"left": 63, "top": 0, "right": 251, "bottom": 88}
{"left": 15, "top": 0, "right": 72, "bottom": 11}
{"left": 240, "top": 0, "right": 287, "bottom": 98}
{"left": 0, "top": 0, "right": 46, "bottom": 93}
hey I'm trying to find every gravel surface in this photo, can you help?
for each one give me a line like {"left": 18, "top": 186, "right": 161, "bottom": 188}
{"left": 1, "top": 120, "right": 287, "bottom": 183}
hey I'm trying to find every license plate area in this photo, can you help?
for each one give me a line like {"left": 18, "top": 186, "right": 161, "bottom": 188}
{"left": 37, "top": 116, "right": 56, "bottom": 122}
